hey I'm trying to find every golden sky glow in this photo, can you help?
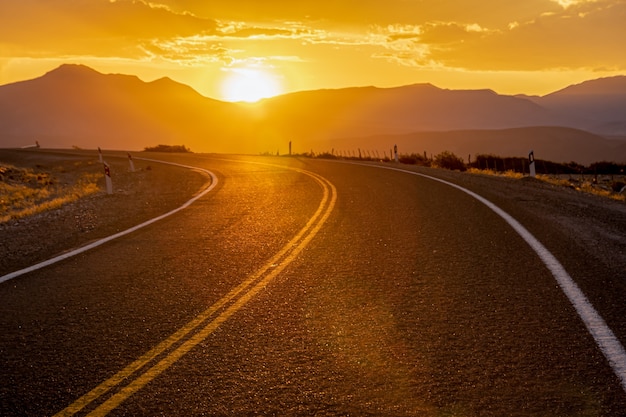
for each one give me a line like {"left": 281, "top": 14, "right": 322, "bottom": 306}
{"left": 1, "top": 0, "right": 625, "bottom": 100}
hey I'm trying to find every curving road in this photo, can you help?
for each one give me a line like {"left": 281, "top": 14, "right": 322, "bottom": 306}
{"left": 1, "top": 154, "right": 625, "bottom": 416}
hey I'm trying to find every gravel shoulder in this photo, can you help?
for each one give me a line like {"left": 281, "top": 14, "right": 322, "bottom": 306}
{"left": 0, "top": 149, "right": 209, "bottom": 277}
{"left": 353, "top": 160, "right": 624, "bottom": 270}
{"left": 419, "top": 165, "right": 626, "bottom": 275}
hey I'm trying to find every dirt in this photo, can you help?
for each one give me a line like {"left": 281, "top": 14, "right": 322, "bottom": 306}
{"left": 0, "top": 149, "right": 209, "bottom": 277}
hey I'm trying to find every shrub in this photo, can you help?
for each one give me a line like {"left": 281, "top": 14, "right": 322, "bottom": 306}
{"left": 433, "top": 151, "right": 466, "bottom": 171}
{"left": 398, "top": 153, "right": 431, "bottom": 166}
{"left": 143, "top": 144, "right": 192, "bottom": 153}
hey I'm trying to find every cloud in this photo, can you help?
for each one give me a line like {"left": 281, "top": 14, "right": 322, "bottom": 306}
{"left": 0, "top": 0, "right": 217, "bottom": 57}
{"left": 2, "top": 0, "right": 624, "bottom": 78}
{"left": 143, "top": 38, "right": 235, "bottom": 65}
{"left": 453, "top": 0, "right": 626, "bottom": 71}
{"left": 138, "top": 20, "right": 328, "bottom": 66}
{"left": 213, "top": 20, "right": 330, "bottom": 43}
{"left": 550, "top": 0, "right": 597, "bottom": 8}
{"left": 367, "top": 22, "right": 490, "bottom": 68}
{"left": 368, "top": 0, "right": 626, "bottom": 72}
{"left": 220, "top": 27, "right": 295, "bottom": 38}
{"left": 418, "top": 22, "right": 490, "bottom": 44}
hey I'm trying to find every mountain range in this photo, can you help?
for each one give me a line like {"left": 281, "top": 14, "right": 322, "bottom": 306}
{"left": 1, "top": 64, "right": 626, "bottom": 164}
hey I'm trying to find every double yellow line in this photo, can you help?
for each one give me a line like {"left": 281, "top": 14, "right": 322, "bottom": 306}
{"left": 54, "top": 166, "right": 337, "bottom": 416}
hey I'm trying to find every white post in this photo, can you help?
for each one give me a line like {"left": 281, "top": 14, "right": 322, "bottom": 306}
{"left": 98, "top": 147, "right": 103, "bottom": 163}
{"left": 529, "top": 150, "right": 536, "bottom": 178}
{"left": 394, "top": 144, "right": 399, "bottom": 163}
{"left": 127, "top": 152, "right": 135, "bottom": 172}
{"left": 103, "top": 162, "right": 113, "bottom": 194}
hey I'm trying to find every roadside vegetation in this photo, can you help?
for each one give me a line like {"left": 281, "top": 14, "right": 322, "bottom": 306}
{"left": 143, "top": 144, "right": 192, "bottom": 153}
{"left": 467, "top": 155, "right": 626, "bottom": 202}
{"left": 1, "top": 145, "right": 193, "bottom": 224}
{"left": 299, "top": 150, "right": 626, "bottom": 202}
{"left": 2, "top": 144, "right": 623, "bottom": 225}
{"left": 0, "top": 162, "right": 100, "bottom": 223}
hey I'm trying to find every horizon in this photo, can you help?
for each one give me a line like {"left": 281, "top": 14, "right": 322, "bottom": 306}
{"left": 4, "top": 63, "right": 626, "bottom": 104}
{"left": 1, "top": 1, "right": 625, "bottom": 102}
{"left": 2, "top": 61, "right": 626, "bottom": 163}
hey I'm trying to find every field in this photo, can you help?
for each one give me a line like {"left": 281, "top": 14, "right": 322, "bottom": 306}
{"left": 0, "top": 158, "right": 101, "bottom": 223}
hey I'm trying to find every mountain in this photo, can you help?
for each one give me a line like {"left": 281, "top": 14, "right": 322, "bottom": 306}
{"left": 1, "top": 65, "right": 626, "bottom": 162}
{"left": 0, "top": 64, "right": 252, "bottom": 152}
{"left": 527, "top": 76, "right": 626, "bottom": 136}
{"left": 255, "top": 84, "right": 571, "bottom": 140}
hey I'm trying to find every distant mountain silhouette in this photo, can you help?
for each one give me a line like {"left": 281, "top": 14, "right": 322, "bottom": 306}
{"left": 527, "top": 76, "right": 626, "bottom": 136}
{"left": 0, "top": 64, "right": 251, "bottom": 152}
{"left": 1, "top": 64, "right": 625, "bottom": 162}
{"left": 258, "top": 84, "right": 569, "bottom": 140}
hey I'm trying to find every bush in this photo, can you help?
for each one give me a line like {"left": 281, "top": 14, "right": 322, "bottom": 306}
{"left": 143, "top": 144, "right": 192, "bottom": 153}
{"left": 433, "top": 151, "right": 466, "bottom": 171}
{"left": 316, "top": 152, "right": 338, "bottom": 159}
{"left": 397, "top": 153, "right": 431, "bottom": 166}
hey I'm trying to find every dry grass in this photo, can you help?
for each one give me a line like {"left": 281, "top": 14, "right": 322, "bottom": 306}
{"left": 467, "top": 168, "right": 626, "bottom": 202}
{"left": 0, "top": 163, "right": 101, "bottom": 223}
{"left": 536, "top": 174, "right": 626, "bottom": 202}
{"left": 467, "top": 168, "right": 524, "bottom": 179}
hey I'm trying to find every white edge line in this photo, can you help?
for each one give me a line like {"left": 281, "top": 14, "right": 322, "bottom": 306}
{"left": 0, "top": 157, "right": 217, "bottom": 285}
{"left": 363, "top": 162, "right": 626, "bottom": 392}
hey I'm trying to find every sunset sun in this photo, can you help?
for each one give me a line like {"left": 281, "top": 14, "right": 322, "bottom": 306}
{"left": 221, "top": 69, "right": 282, "bottom": 102}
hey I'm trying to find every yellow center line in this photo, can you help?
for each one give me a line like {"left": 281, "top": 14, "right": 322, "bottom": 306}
{"left": 54, "top": 164, "right": 337, "bottom": 416}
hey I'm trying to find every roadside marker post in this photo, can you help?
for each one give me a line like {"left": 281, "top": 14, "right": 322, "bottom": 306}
{"left": 394, "top": 144, "right": 399, "bottom": 163}
{"left": 128, "top": 153, "right": 135, "bottom": 172}
{"left": 103, "top": 162, "right": 113, "bottom": 194}
{"left": 529, "top": 150, "right": 536, "bottom": 177}
{"left": 98, "top": 147, "right": 103, "bottom": 163}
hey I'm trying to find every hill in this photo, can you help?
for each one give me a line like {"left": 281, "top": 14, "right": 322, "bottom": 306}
{"left": 1, "top": 65, "right": 625, "bottom": 162}
{"left": 0, "top": 65, "right": 251, "bottom": 152}
{"left": 527, "top": 76, "right": 626, "bottom": 136}
{"left": 254, "top": 84, "right": 571, "bottom": 141}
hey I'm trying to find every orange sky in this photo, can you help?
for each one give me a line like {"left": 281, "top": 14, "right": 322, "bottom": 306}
{"left": 1, "top": 0, "right": 625, "bottom": 101}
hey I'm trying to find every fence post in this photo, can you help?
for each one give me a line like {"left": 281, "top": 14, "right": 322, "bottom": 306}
{"left": 103, "top": 162, "right": 113, "bottom": 194}
{"left": 127, "top": 153, "right": 135, "bottom": 172}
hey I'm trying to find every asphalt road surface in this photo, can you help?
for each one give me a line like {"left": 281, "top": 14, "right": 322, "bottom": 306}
{"left": 1, "top": 154, "right": 626, "bottom": 416}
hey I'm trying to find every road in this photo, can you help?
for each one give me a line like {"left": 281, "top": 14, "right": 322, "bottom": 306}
{"left": 1, "top": 154, "right": 625, "bottom": 416}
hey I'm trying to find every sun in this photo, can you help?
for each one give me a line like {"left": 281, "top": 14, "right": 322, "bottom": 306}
{"left": 220, "top": 69, "right": 282, "bottom": 102}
